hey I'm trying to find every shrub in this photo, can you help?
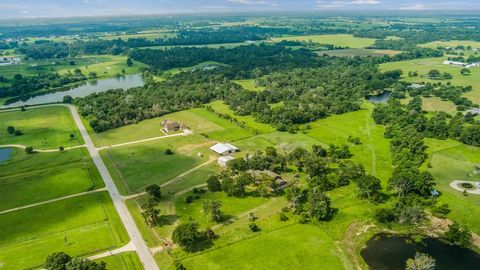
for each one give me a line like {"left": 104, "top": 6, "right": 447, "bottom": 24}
{"left": 165, "top": 148, "right": 174, "bottom": 155}
{"left": 249, "top": 223, "right": 260, "bottom": 232}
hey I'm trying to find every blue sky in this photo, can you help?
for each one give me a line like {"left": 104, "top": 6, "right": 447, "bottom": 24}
{"left": 0, "top": 0, "right": 479, "bottom": 19}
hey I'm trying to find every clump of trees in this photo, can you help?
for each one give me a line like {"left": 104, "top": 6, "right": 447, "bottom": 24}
{"left": 444, "top": 222, "right": 472, "bottom": 247}
{"left": 44, "top": 252, "right": 106, "bottom": 270}
{"left": 172, "top": 222, "right": 214, "bottom": 252}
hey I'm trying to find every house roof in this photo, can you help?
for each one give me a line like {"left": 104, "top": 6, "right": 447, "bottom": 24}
{"left": 210, "top": 143, "right": 239, "bottom": 154}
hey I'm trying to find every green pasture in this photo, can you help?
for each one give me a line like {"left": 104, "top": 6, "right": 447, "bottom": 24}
{"left": 380, "top": 56, "right": 480, "bottom": 104}
{"left": 232, "top": 79, "right": 266, "bottom": 92}
{"left": 101, "top": 135, "right": 212, "bottom": 194}
{"left": 420, "top": 40, "right": 480, "bottom": 50}
{"left": 424, "top": 138, "right": 480, "bottom": 234}
{"left": 321, "top": 49, "right": 401, "bottom": 57}
{"left": 96, "top": 252, "right": 143, "bottom": 270}
{"left": 0, "top": 192, "right": 129, "bottom": 270}
{"left": 0, "top": 106, "right": 83, "bottom": 149}
{"left": 270, "top": 34, "right": 377, "bottom": 49}
{"left": 402, "top": 96, "right": 458, "bottom": 113}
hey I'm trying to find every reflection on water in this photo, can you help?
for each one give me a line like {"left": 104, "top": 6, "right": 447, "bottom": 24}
{"left": 0, "top": 148, "right": 13, "bottom": 163}
{"left": 2, "top": 74, "right": 144, "bottom": 108}
{"left": 368, "top": 91, "right": 391, "bottom": 104}
{"left": 361, "top": 233, "right": 480, "bottom": 270}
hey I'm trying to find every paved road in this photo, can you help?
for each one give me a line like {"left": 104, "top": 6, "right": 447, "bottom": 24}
{"left": 0, "top": 187, "right": 107, "bottom": 215}
{"left": 66, "top": 105, "right": 159, "bottom": 270}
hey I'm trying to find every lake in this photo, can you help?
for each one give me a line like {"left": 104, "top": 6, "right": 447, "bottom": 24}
{"left": 2, "top": 74, "right": 144, "bottom": 108}
{"left": 0, "top": 148, "right": 13, "bottom": 163}
{"left": 361, "top": 233, "right": 480, "bottom": 270}
{"left": 368, "top": 91, "right": 391, "bottom": 104}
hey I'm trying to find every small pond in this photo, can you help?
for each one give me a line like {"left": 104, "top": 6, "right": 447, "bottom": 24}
{"left": 361, "top": 233, "right": 480, "bottom": 270}
{"left": 368, "top": 91, "right": 391, "bottom": 104}
{"left": 1, "top": 74, "right": 144, "bottom": 108}
{"left": 0, "top": 148, "right": 13, "bottom": 163}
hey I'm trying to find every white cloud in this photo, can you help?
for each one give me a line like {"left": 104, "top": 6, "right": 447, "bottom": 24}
{"left": 316, "top": 0, "right": 380, "bottom": 9}
{"left": 397, "top": 4, "right": 428, "bottom": 10}
{"left": 20, "top": 10, "right": 30, "bottom": 14}
{"left": 227, "top": 0, "right": 269, "bottom": 5}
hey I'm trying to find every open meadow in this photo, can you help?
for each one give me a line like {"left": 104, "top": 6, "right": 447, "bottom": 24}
{"left": 270, "top": 34, "right": 377, "bottom": 49}
{"left": 0, "top": 106, "right": 83, "bottom": 149}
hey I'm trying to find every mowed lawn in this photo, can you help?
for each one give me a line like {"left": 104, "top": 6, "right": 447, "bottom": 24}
{"left": 0, "top": 106, "right": 83, "bottom": 149}
{"left": 0, "top": 148, "right": 104, "bottom": 211}
{"left": 0, "top": 192, "right": 129, "bottom": 270}
{"left": 305, "top": 103, "right": 392, "bottom": 183}
{"left": 101, "top": 135, "right": 213, "bottom": 194}
{"left": 271, "top": 34, "right": 376, "bottom": 49}
{"left": 181, "top": 224, "right": 344, "bottom": 270}
{"left": 95, "top": 252, "right": 143, "bottom": 270}
{"left": 380, "top": 56, "right": 480, "bottom": 104}
{"left": 424, "top": 139, "right": 480, "bottom": 234}
{"left": 402, "top": 96, "right": 458, "bottom": 113}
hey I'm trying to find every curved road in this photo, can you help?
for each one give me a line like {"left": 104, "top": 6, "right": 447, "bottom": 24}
{"left": 65, "top": 104, "right": 159, "bottom": 270}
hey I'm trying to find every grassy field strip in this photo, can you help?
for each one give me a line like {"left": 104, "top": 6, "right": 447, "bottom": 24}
{"left": 96, "top": 130, "right": 190, "bottom": 150}
{"left": 0, "top": 187, "right": 107, "bottom": 215}
{"left": 0, "top": 143, "right": 85, "bottom": 153}
{"left": 123, "top": 156, "right": 217, "bottom": 200}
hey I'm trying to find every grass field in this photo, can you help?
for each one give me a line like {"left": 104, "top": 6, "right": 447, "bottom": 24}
{"left": 102, "top": 135, "right": 212, "bottom": 194}
{"left": 0, "top": 54, "right": 143, "bottom": 80}
{"left": 380, "top": 56, "right": 480, "bottom": 104}
{"left": 402, "top": 96, "right": 458, "bottom": 113}
{"left": 321, "top": 49, "right": 401, "bottom": 57}
{"left": 233, "top": 79, "right": 266, "bottom": 92}
{"left": 271, "top": 34, "right": 377, "bottom": 49}
{"left": 0, "top": 192, "right": 129, "bottom": 270}
{"left": 95, "top": 252, "right": 143, "bottom": 270}
{"left": 0, "top": 106, "right": 83, "bottom": 149}
{"left": 424, "top": 139, "right": 480, "bottom": 234}
{"left": 420, "top": 40, "right": 480, "bottom": 50}
{"left": 305, "top": 102, "right": 392, "bottom": 182}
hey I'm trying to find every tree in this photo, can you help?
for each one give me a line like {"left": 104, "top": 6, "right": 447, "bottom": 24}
{"left": 63, "top": 95, "right": 73, "bottom": 104}
{"left": 14, "top": 130, "right": 23, "bottom": 136}
{"left": 461, "top": 68, "right": 471, "bottom": 75}
{"left": 249, "top": 223, "right": 261, "bottom": 232}
{"left": 444, "top": 222, "right": 472, "bottom": 247}
{"left": 165, "top": 148, "right": 174, "bottom": 155}
{"left": 25, "top": 146, "right": 34, "bottom": 154}
{"left": 126, "top": 58, "right": 133, "bottom": 67}
{"left": 146, "top": 184, "right": 162, "bottom": 200}
{"left": 405, "top": 253, "right": 436, "bottom": 270}
{"left": 206, "top": 175, "right": 222, "bottom": 192}
{"left": 141, "top": 197, "right": 160, "bottom": 227}
{"left": 202, "top": 199, "right": 223, "bottom": 222}
{"left": 307, "top": 187, "right": 335, "bottom": 221}
{"left": 6, "top": 126, "right": 15, "bottom": 134}
{"left": 44, "top": 252, "right": 71, "bottom": 270}
{"left": 59, "top": 146, "right": 65, "bottom": 152}
{"left": 355, "top": 175, "right": 382, "bottom": 201}
{"left": 427, "top": 69, "right": 441, "bottom": 79}
{"left": 44, "top": 252, "right": 106, "bottom": 270}
{"left": 172, "top": 222, "right": 207, "bottom": 251}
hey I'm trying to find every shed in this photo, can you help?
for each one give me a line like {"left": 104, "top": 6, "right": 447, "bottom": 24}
{"left": 218, "top": 156, "right": 235, "bottom": 167}
{"left": 210, "top": 143, "right": 239, "bottom": 156}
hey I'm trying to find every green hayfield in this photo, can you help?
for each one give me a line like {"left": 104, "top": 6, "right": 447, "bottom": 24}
{"left": 181, "top": 224, "right": 344, "bottom": 270}
{"left": 424, "top": 139, "right": 480, "bottom": 234}
{"left": 0, "top": 192, "right": 129, "bottom": 270}
{"left": 208, "top": 100, "right": 276, "bottom": 134}
{"left": 175, "top": 192, "right": 269, "bottom": 228}
{"left": 95, "top": 252, "right": 143, "bottom": 270}
{"left": 420, "top": 40, "right": 480, "bottom": 49}
{"left": 305, "top": 103, "right": 392, "bottom": 182}
{"left": 0, "top": 55, "right": 143, "bottom": 80}
{"left": 232, "top": 79, "right": 266, "bottom": 92}
{"left": 163, "top": 164, "right": 220, "bottom": 194}
{"left": 0, "top": 148, "right": 103, "bottom": 212}
{"left": 140, "top": 42, "right": 251, "bottom": 50}
{"left": 0, "top": 106, "right": 83, "bottom": 149}
{"left": 380, "top": 56, "right": 480, "bottom": 104}
{"left": 402, "top": 96, "right": 458, "bottom": 113}
{"left": 88, "top": 109, "right": 224, "bottom": 147}
{"left": 271, "top": 34, "right": 377, "bottom": 49}
{"left": 321, "top": 49, "right": 401, "bottom": 57}
{"left": 101, "top": 135, "right": 212, "bottom": 194}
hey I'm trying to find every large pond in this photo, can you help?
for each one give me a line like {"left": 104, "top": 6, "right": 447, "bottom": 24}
{"left": 368, "top": 91, "right": 391, "bottom": 104}
{"left": 0, "top": 148, "right": 13, "bottom": 163}
{"left": 361, "top": 233, "right": 480, "bottom": 270}
{"left": 1, "top": 74, "right": 144, "bottom": 108}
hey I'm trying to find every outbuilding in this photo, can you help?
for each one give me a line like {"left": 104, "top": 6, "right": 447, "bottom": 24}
{"left": 210, "top": 143, "right": 239, "bottom": 156}
{"left": 218, "top": 156, "right": 235, "bottom": 167}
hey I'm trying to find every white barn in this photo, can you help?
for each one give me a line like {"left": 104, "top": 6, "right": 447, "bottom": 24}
{"left": 210, "top": 143, "right": 239, "bottom": 156}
